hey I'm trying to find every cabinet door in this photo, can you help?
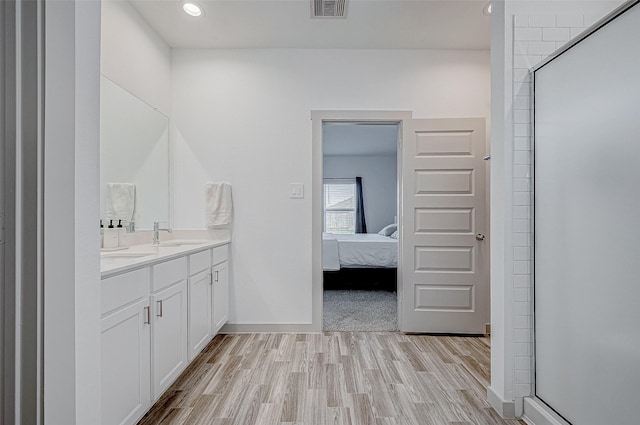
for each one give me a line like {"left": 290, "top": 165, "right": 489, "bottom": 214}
{"left": 101, "top": 299, "right": 151, "bottom": 425}
{"left": 212, "top": 261, "right": 229, "bottom": 334}
{"left": 152, "top": 280, "right": 188, "bottom": 399}
{"left": 189, "top": 270, "right": 212, "bottom": 360}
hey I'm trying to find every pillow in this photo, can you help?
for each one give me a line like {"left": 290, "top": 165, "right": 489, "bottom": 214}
{"left": 389, "top": 230, "right": 398, "bottom": 239}
{"left": 378, "top": 224, "right": 397, "bottom": 236}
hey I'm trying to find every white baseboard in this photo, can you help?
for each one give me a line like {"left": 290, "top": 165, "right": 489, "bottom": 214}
{"left": 487, "top": 386, "right": 516, "bottom": 418}
{"left": 220, "top": 323, "right": 321, "bottom": 333}
{"left": 522, "top": 397, "right": 570, "bottom": 425}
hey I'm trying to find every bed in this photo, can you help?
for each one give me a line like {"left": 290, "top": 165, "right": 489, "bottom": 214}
{"left": 323, "top": 232, "right": 398, "bottom": 290}
{"left": 323, "top": 233, "right": 397, "bottom": 270}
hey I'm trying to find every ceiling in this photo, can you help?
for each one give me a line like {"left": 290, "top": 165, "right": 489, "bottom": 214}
{"left": 131, "top": 0, "right": 491, "bottom": 49}
{"left": 323, "top": 123, "right": 398, "bottom": 156}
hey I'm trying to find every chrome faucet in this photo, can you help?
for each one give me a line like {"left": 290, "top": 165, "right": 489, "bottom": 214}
{"left": 123, "top": 220, "right": 136, "bottom": 233}
{"left": 153, "top": 221, "right": 172, "bottom": 245}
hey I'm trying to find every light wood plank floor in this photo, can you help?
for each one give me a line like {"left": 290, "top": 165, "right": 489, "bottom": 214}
{"left": 139, "top": 333, "right": 526, "bottom": 425}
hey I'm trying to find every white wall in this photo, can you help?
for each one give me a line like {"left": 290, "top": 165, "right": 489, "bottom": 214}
{"left": 171, "top": 48, "right": 490, "bottom": 325}
{"left": 44, "top": 1, "right": 102, "bottom": 423}
{"left": 101, "top": 0, "right": 171, "bottom": 115}
{"left": 489, "top": 0, "right": 624, "bottom": 419}
{"left": 323, "top": 155, "right": 397, "bottom": 233}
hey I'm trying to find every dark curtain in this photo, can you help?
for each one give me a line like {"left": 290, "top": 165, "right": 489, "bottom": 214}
{"left": 355, "top": 176, "right": 367, "bottom": 233}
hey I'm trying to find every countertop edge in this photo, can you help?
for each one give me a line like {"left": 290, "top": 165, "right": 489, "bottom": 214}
{"left": 101, "top": 239, "right": 231, "bottom": 279}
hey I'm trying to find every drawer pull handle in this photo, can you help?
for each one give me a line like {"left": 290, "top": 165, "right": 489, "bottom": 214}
{"left": 144, "top": 306, "right": 150, "bottom": 324}
{"left": 157, "top": 300, "right": 163, "bottom": 317}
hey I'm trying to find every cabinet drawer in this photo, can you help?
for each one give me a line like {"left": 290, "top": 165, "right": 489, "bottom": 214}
{"left": 189, "top": 250, "right": 211, "bottom": 276}
{"left": 153, "top": 257, "right": 188, "bottom": 292}
{"left": 212, "top": 244, "right": 229, "bottom": 266}
{"left": 101, "top": 268, "right": 150, "bottom": 315}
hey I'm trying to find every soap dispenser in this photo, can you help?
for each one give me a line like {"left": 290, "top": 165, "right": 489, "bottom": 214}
{"left": 103, "top": 219, "right": 119, "bottom": 249}
{"left": 100, "top": 219, "right": 104, "bottom": 248}
{"left": 116, "top": 219, "right": 131, "bottom": 247}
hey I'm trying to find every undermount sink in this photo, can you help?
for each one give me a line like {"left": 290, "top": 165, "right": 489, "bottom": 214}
{"left": 101, "top": 252, "right": 156, "bottom": 262}
{"left": 157, "top": 240, "right": 209, "bottom": 247}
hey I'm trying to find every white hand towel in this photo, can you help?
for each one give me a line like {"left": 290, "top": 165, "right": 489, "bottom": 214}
{"left": 105, "top": 183, "right": 136, "bottom": 222}
{"left": 205, "top": 182, "right": 233, "bottom": 227}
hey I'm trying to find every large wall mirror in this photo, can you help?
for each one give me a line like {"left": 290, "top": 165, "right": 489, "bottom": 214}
{"left": 100, "top": 75, "right": 169, "bottom": 230}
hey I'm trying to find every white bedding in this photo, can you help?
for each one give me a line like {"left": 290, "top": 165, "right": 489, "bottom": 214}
{"left": 322, "top": 233, "right": 397, "bottom": 270}
{"left": 322, "top": 233, "right": 340, "bottom": 271}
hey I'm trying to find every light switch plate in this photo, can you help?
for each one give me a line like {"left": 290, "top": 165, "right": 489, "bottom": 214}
{"left": 290, "top": 183, "right": 304, "bottom": 198}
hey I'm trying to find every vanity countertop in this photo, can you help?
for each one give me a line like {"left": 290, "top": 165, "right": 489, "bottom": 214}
{"left": 101, "top": 238, "right": 230, "bottom": 278}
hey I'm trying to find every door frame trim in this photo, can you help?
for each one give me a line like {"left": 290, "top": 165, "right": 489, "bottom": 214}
{"left": 310, "top": 110, "right": 413, "bottom": 332}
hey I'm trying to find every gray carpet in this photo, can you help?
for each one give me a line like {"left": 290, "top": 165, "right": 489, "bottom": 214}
{"left": 323, "top": 290, "right": 398, "bottom": 331}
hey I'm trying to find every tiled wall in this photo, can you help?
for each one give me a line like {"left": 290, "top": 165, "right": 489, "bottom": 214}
{"left": 511, "top": 13, "right": 600, "bottom": 401}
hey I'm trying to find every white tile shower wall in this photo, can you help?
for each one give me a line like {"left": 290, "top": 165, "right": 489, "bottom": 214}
{"left": 512, "top": 13, "right": 587, "bottom": 401}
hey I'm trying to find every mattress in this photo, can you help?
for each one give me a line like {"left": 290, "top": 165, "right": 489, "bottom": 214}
{"left": 323, "top": 233, "right": 398, "bottom": 270}
{"left": 322, "top": 233, "right": 340, "bottom": 271}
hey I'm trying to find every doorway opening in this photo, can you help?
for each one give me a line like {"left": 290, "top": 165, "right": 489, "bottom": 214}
{"left": 321, "top": 122, "right": 400, "bottom": 331}
{"left": 312, "top": 111, "right": 489, "bottom": 335}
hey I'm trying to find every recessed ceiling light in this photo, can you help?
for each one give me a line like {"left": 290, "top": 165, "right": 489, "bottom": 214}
{"left": 182, "top": 1, "right": 203, "bottom": 17}
{"left": 483, "top": 2, "right": 492, "bottom": 16}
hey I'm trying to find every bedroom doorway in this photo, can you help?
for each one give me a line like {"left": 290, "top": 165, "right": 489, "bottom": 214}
{"left": 312, "top": 111, "right": 489, "bottom": 335}
{"left": 321, "top": 122, "right": 400, "bottom": 331}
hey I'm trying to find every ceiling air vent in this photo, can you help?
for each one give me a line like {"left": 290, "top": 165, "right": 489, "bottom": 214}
{"left": 311, "top": 0, "right": 347, "bottom": 18}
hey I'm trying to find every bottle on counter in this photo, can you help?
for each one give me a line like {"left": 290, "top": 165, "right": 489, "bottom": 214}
{"left": 103, "top": 219, "right": 119, "bottom": 249}
{"left": 116, "top": 219, "right": 132, "bottom": 247}
{"left": 100, "top": 219, "right": 104, "bottom": 248}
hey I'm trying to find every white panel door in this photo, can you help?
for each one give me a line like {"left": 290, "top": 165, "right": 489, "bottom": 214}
{"left": 152, "top": 280, "right": 188, "bottom": 398}
{"left": 188, "top": 270, "right": 212, "bottom": 360}
{"left": 101, "top": 298, "right": 151, "bottom": 425}
{"left": 401, "top": 118, "right": 487, "bottom": 333}
{"left": 212, "top": 261, "right": 229, "bottom": 334}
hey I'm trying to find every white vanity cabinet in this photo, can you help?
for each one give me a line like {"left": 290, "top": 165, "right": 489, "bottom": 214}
{"left": 212, "top": 245, "right": 230, "bottom": 334}
{"left": 101, "top": 269, "right": 152, "bottom": 425}
{"left": 188, "top": 250, "right": 212, "bottom": 360}
{"left": 150, "top": 258, "right": 189, "bottom": 398}
{"left": 100, "top": 241, "right": 230, "bottom": 425}
{"left": 151, "top": 283, "right": 188, "bottom": 398}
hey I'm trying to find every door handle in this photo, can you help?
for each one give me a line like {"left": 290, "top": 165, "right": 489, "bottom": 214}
{"left": 144, "top": 306, "right": 150, "bottom": 324}
{"left": 476, "top": 233, "right": 486, "bottom": 241}
{"left": 157, "top": 300, "right": 163, "bottom": 317}
{"left": 215, "top": 270, "right": 219, "bottom": 282}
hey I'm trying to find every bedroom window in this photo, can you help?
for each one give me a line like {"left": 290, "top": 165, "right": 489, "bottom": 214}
{"left": 323, "top": 181, "right": 356, "bottom": 234}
